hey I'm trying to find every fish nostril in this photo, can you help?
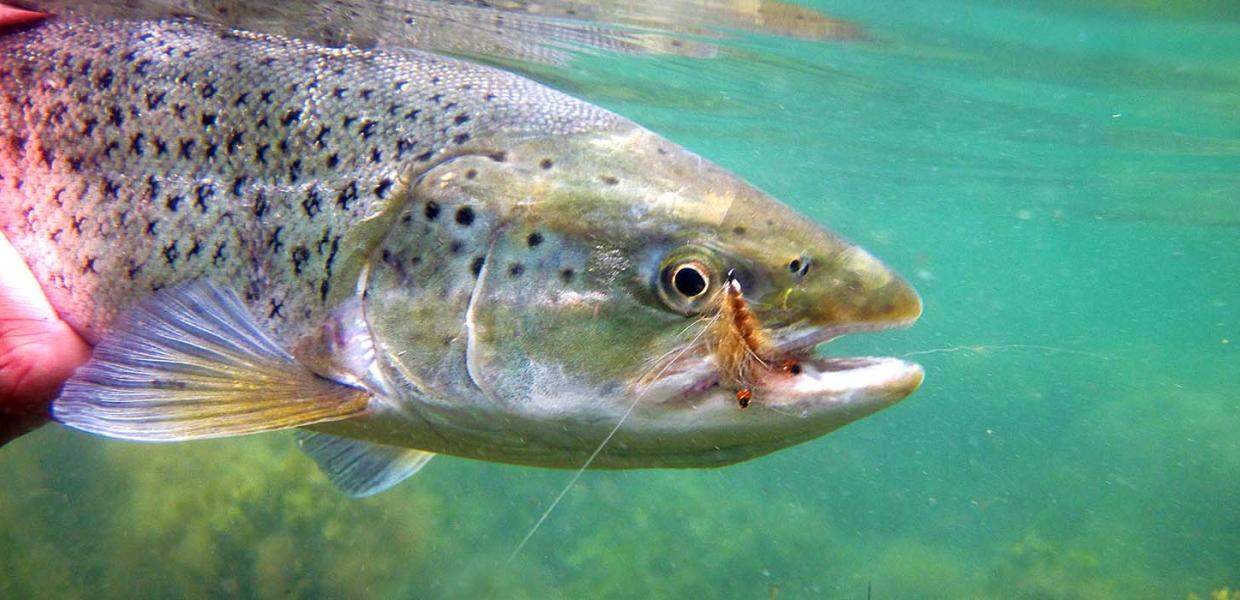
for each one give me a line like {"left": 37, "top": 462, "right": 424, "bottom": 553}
{"left": 788, "top": 257, "right": 811, "bottom": 278}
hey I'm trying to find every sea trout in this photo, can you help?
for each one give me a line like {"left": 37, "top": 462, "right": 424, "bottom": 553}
{"left": 0, "top": 14, "right": 922, "bottom": 496}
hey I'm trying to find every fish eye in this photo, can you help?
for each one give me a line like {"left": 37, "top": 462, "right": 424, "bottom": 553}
{"left": 656, "top": 249, "right": 720, "bottom": 315}
{"left": 672, "top": 263, "right": 710, "bottom": 298}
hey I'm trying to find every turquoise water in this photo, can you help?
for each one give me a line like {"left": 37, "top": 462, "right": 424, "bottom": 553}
{"left": 2, "top": 1, "right": 1237, "bottom": 597}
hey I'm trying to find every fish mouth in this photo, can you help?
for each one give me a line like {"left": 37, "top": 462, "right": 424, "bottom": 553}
{"left": 669, "top": 316, "right": 924, "bottom": 408}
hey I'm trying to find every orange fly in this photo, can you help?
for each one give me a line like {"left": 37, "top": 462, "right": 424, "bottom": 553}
{"left": 709, "top": 270, "right": 774, "bottom": 406}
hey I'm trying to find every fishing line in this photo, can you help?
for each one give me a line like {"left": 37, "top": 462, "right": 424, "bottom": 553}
{"left": 506, "top": 322, "right": 712, "bottom": 564}
{"left": 900, "top": 344, "right": 1110, "bottom": 360}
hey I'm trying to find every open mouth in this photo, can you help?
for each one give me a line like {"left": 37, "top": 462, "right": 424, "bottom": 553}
{"left": 670, "top": 319, "right": 923, "bottom": 408}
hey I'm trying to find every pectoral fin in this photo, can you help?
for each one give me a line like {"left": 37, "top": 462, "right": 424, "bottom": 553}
{"left": 296, "top": 431, "right": 434, "bottom": 497}
{"left": 53, "top": 282, "right": 370, "bottom": 442}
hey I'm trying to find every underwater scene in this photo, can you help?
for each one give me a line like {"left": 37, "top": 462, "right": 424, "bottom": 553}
{"left": 1, "top": 0, "right": 1237, "bottom": 597}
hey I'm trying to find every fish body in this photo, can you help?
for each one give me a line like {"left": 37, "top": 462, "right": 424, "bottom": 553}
{"left": 0, "top": 16, "right": 923, "bottom": 495}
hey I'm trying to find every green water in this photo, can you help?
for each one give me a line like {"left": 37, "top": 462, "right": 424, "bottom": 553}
{"left": 2, "top": 1, "right": 1237, "bottom": 598}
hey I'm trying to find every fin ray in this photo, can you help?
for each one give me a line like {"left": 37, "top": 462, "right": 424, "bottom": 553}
{"left": 296, "top": 431, "right": 434, "bottom": 497}
{"left": 53, "top": 282, "right": 370, "bottom": 441}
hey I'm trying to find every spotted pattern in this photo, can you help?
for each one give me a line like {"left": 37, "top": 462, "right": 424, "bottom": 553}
{"left": 0, "top": 18, "right": 625, "bottom": 342}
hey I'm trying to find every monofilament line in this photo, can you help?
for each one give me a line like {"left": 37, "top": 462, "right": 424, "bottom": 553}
{"left": 504, "top": 391, "right": 642, "bottom": 565}
{"left": 505, "top": 326, "right": 711, "bottom": 564}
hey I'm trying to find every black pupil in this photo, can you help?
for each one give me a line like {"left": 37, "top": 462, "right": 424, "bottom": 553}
{"left": 673, "top": 266, "right": 708, "bottom": 297}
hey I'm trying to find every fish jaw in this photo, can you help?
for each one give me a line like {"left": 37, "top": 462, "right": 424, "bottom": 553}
{"left": 603, "top": 355, "right": 923, "bottom": 467}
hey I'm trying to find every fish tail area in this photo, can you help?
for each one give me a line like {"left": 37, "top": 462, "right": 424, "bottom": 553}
{"left": 53, "top": 282, "right": 371, "bottom": 442}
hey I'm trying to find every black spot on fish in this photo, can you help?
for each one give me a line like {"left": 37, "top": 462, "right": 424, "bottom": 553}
{"left": 415, "top": 150, "right": 434, "bottom": 162}
{"left": 291, "top": 245, "right": 310, "bottom": 274}
{"left": 540, "top": 159, "right": 553, "bottom": 170}
{"left": 342, "top": 115, "right": 357, "bottom": 128}
{"left": 360, "top": 88, "right": 375, "bottom": 100}
{"left": 268, "top": 226, "right": 284, "bottom": 253}
{"left": 508, "top": 264, "right": 525, "bottom": 277}
{"left": 49, "top": 228, "right": 63, "bottom": 242}
{"left": 103, "top": 179, "right": 121, "bottom": 199}
{"left": 253, "top": 192, "right": 269, "bottom": 218}
{"left": 527, "top": 232, "right": 543, "bottom": 247}
{"left": 288, "top": 159, "right": 302, "bottom": 183}
{"left": 489, "top": 152, "right": 507, "bottom": 162}
{"left": 201, "top": 113, "right": 216, "bottom": 129}
{"left": 485, "top": 93, "right": 497, "bottom": 102}
{"left": 163, "top": 241, "right": 180, "bottom": 265}
{"left": 68, "top": 156, "right": 84, "bottom": 172}
{"left": 336, "top": 182, "right": 358, "bottom": 209}
{"left": 733, "top": 226, "right": 746, "bottom": 235}
{"left": 453, "top": 133, "right": 471, "bottom": 145}
{"left": 425, "top": 201, "right": 440, "bottom": 221}
{"left": 268, "top": 299, "right": 285, "bottom": 319}
{"left": 326, "top": 153, "right": 339, "bottom": 168}
{"left": 154, "top": 137, "right": 168, "bottom": 156}
{"left": 234, "top": 92, "right": 249, "bottom": 107}
{"left": 560, "top": 268, "right": 575, "bottom": 284}
{"left": 200, "top": 82, "right": 217, "bottom": 99}
{"left": 195, "top": 185, "right": 214, "bottom": 213}
{"left": 227, "top": 132, "right": 243, "bottom": 155}
{"left": 471, "top": 256, "right": 485, "bottom": 277}
{"left": 374, "top": 178, "right": 393, "bottom": 198}
{"left": 465, "top": 169, "right": 478, "bottom": 180}
{"left": 82, "top": 257, "right": 98, "bottom": 274}
{"left": 205, "top": 142, "right": 218, "bottom": 159}
{"left": 260, "top": 90, "right": 274, "bottom": 104}
{"left": 333, "top": 87, "right": 348, "bottom": 99}
{"left": 82, "top": 118, "right": 97, "bottom": 137}
{"left": 455, "top": 206, "right": 475, "bottom": 226}
{"left": 600, "top": 175, "right": 620, "bottom": 185}
{"left": 302, "top": 189, "right": 321, "bottom": 217}
{"left": 404, "top": 109, "right": 421, "bottom": 122}
{"left": 281, "top": 109, "right": 302, "bottom": 127}
{"left": 134, "top": 59, "right": 152, "bottom": 76}
{"left": 145, "top": 90, "right": 166, "bottom": 110}
{"left": 130, "top": 133, "right": 145, "bottom": 156}
{"left": 370, "top": 148, "right": 382, "bottom": 163}
{"left": 173, "top": 103, "right": 187, "bottom": 120}
{"left": 454, "top": 114, "right": 471, "bottom": 125}
{"left": 213, "top": 242, "right": 228, "bottom": 266}
{"left": 359, "top": 120, "right": 377, "bottom": 139}
{"left": 256, "top": 143, "right": 269, "bottom": 165}
{"left": 166, "top": 195, "right": 182, "bottom": 212}
{"left": 104, "top": 140, "right": 120, "bottom": 158}
{"left": 186, "top": 240, "right": 202, "bottom": 260}
{"left": 178, "top": 139, "right": 196, "bottom": 160}
{"left": 449, "top": 240, "right": 464, "bottom": 255}
{"left": 39, "top": 147, "right": 55, "bottom": 168}
{"left": 314, "top": 126, "right": 331, "bottom": 147}
{"left": 94, "top": 69, "right": 114, "bottom": 90}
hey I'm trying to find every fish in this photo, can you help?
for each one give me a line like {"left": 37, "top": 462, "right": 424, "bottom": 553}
{"left": 13, "top": 0, "right": 865, "bottom": 65}
{"left": 0, "top": 12, "right": 922, "bottom": 497}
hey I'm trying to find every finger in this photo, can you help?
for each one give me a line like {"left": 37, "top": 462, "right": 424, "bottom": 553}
{"left": 0, "top": 5, "right": 48, "bottom": 28}
{"left": 0, "top": 234, "right": 92, "bottom": 428}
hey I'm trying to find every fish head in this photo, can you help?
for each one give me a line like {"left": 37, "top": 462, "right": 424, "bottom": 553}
{"left": 361, "top": 125, "right": 922, "bottom": 468}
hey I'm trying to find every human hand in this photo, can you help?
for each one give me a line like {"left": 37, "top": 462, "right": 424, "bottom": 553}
{"left": 1, "top": 232, "right": 92, "bottom": 447}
